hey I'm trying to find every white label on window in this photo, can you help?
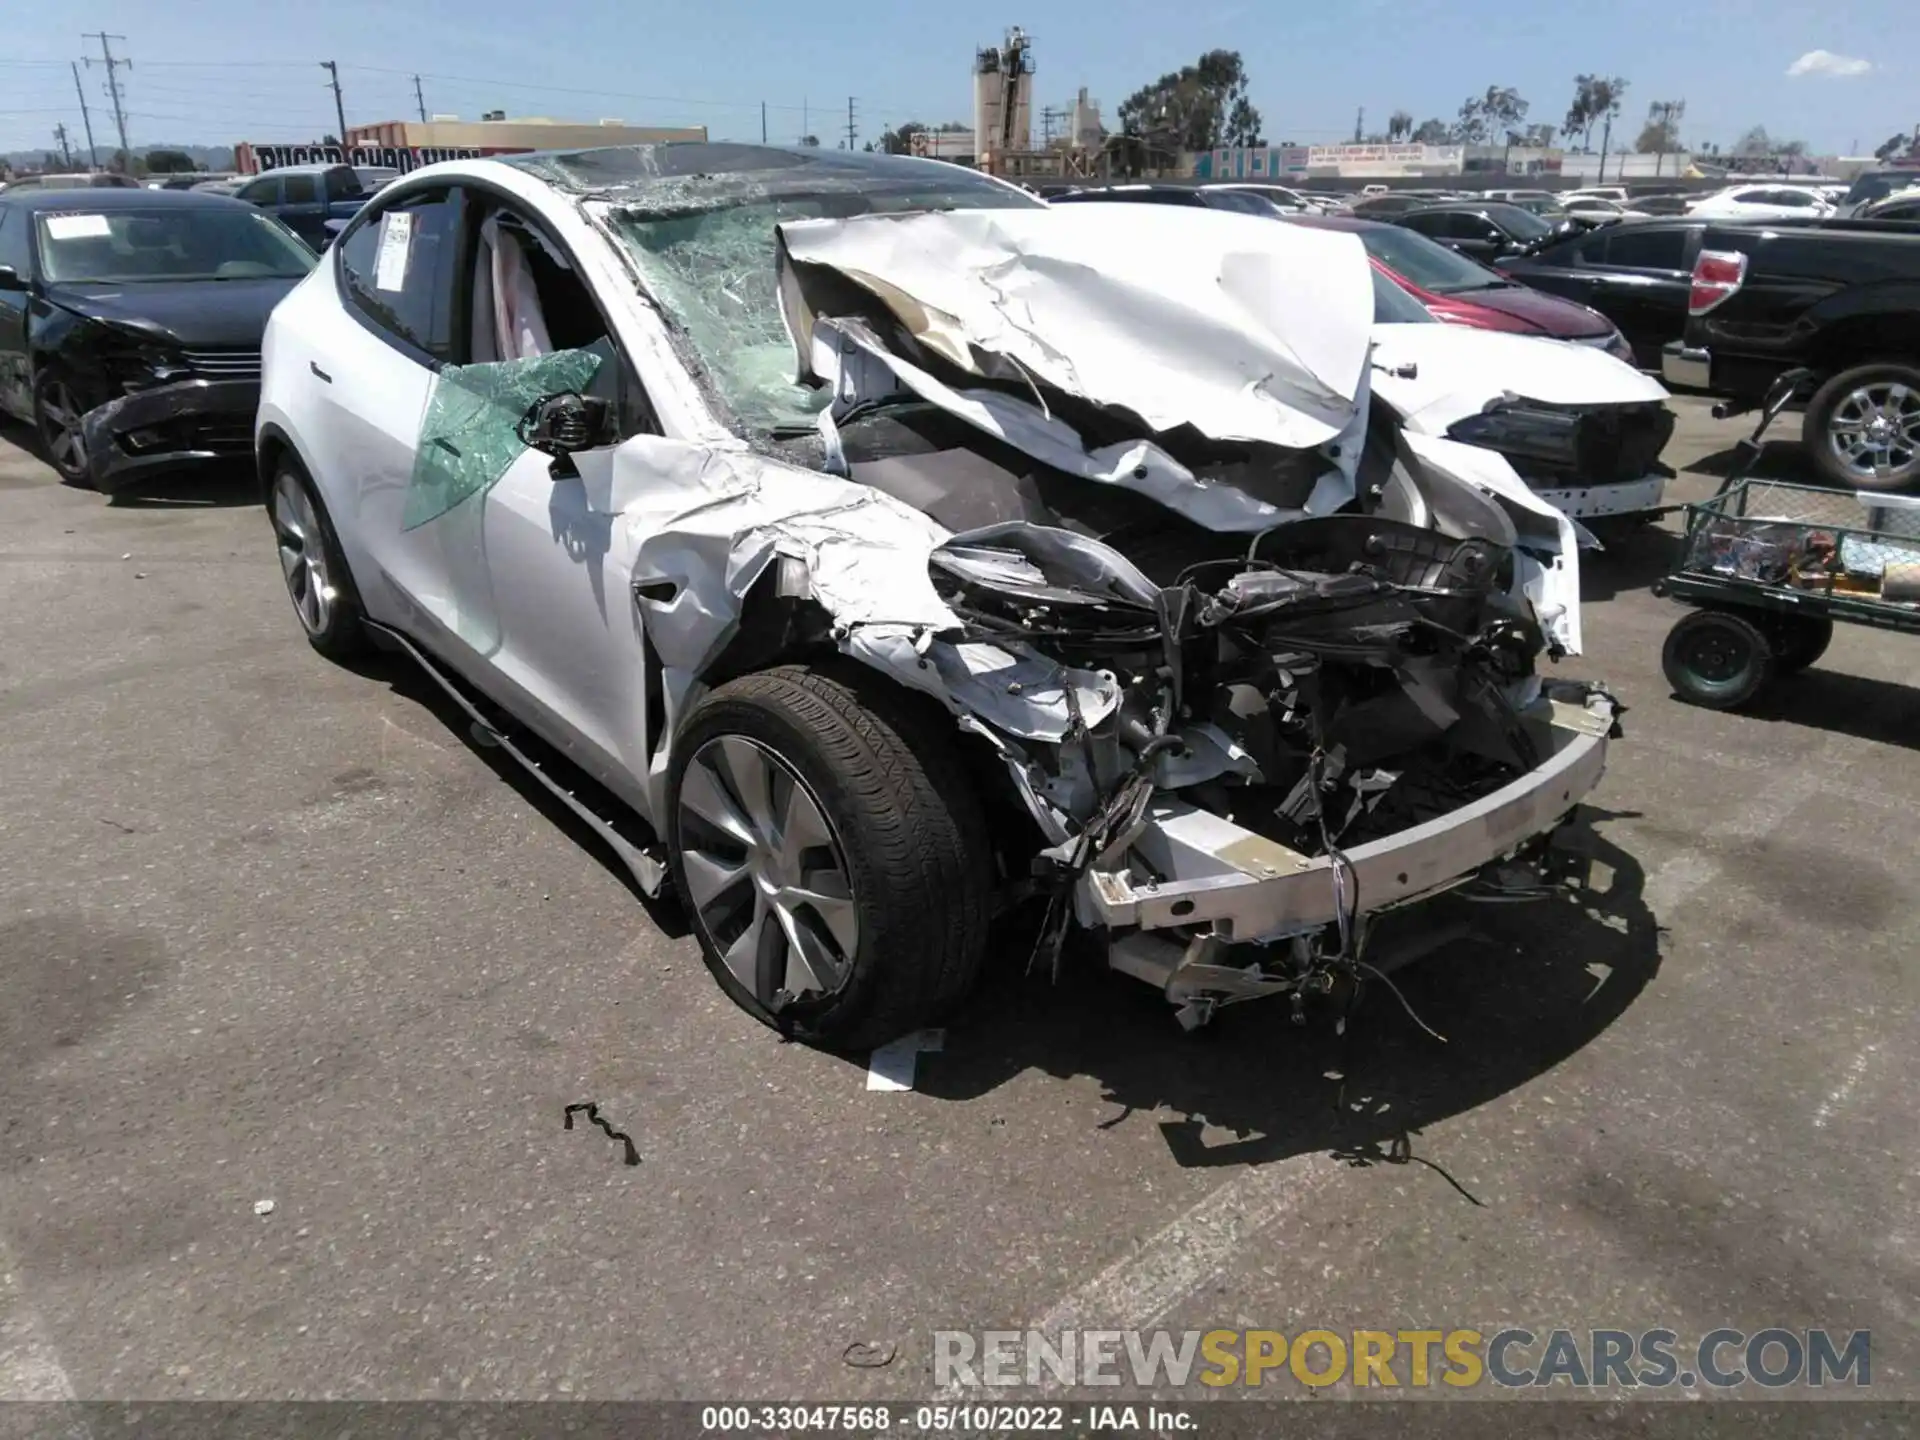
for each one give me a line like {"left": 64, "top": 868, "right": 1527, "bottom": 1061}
{"left": 373, "top": 209, "right": 413, "bottom": 292}
{"left": 44, "top": 214, "right": 112, "bottom": 239}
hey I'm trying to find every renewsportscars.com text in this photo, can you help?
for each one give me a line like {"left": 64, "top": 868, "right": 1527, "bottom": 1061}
{"left": 934, "top": 1327, "right": 1871, "bottom": 1390}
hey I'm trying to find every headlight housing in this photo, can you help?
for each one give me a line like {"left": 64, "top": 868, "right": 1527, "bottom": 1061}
{"left": 1446, "top": 400, "right": 1582, "bottom": 468}
{"left": 99, "top": 338, "right": 192, "bottom": 393}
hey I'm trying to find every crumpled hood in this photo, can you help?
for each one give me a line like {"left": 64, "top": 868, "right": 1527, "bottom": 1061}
{"left": 1368, "top": 321, "right": 1669, "bottom": 432}
{"left": 50, "top": 277, "right": 299, "bottom": 348}
{"left": 775, "top": 205, "right": 1376, "bottom": 450}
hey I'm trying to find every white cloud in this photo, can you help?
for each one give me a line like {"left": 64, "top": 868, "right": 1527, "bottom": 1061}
{"left": 1787, "top": 49, "right": 1873, "bottom": 79}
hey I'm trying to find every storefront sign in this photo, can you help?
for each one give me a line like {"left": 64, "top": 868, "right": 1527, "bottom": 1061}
{"left": 240, "top": 143, "right": 529, "bottom": 174}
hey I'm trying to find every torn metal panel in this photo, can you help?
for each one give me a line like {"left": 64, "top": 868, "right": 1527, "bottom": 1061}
{"left": 1400, "top": 432, "right": 1584, "bottom": 656}
{"left": 778, "top": 206, "right": 1376, "bottom": 450}
{"left": 602, "top": 435, "right": 1121, "bottom": 749}
{"left": 810, "top": 314, "right": 1362, "bottom": 533}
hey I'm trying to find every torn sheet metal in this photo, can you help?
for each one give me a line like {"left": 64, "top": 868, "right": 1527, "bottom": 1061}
{"left": 602, "top": 435, "right": 1118, "bottom": 743}
{"left": 810, "top": 314, "right": 1362, "bottom": 533}
{"left": 777, "top": 206, "right": 1376, "bottom": 451}
{"left": 1401, "top": 431, "right": 1584, "bottom": 656}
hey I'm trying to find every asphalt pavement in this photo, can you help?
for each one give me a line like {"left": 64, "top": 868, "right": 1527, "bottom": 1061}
{"left": 0, "top": 398, "right": 1913, "bottom": 1407}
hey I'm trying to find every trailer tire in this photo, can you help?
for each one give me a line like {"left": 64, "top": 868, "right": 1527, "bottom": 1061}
{"left": 1662, "top": 609, "right": 1775, "bottom": 710}
{"left": 1766, "top": 613, "right": 1833, "bottom": 675}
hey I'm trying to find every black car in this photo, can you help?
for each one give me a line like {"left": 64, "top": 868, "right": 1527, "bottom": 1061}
{"left": 1499, "top": 220, "right": 1707, "bottom": 368}
{"left": 1393, "top": 202, "right": 1570, "bottom": 264}
{"left": 0, "top": 188, "right": 317, "bottom": 491}
{"left": 1048, "top": 183, "right": 1282, "bottom": 216}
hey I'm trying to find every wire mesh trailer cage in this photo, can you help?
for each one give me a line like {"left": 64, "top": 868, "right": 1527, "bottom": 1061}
{"left": 1652, "top": 479, "right": 1920, "bottom": 709}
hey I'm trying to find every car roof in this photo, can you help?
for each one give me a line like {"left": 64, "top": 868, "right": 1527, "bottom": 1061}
{"left": 249, "top": 163, "right": 349, "bottom": 176}
{"left": 0, "top": 186, "right": 251, "bottom": 213}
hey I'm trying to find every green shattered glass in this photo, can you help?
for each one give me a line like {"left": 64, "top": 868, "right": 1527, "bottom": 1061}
{"left": 403, "top": 349, "right": 604, "bottom": 529}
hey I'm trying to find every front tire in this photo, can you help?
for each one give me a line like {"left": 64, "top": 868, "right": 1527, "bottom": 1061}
{"left": 667, "top": 663, "right": 993, "bottom": 1051}
{"left": 33, "top": 372, "right": 93, "bottom": 487}
{"left": 1803, "top": 362, "right": 1920, "bottom": 492}
{"left": 1662, "top": 609, "right": 1774, "bottom": 709}
{"left": 268, "top": 460, "right": 370, "bottom": 661}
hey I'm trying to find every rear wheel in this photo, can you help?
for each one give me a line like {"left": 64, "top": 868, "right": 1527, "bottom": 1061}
{"left": 268, "top": 461, "right": 370, "bottom": 661}
{"left": 667, "top": 663, "right": 993, "bottom": 1051}
{"left": 1803, "top": 362, "right": 1920, "bottom": 492}
{"left": 33, "top": 372, "right": 92, "bottom": 487}
{"left": 1662, "top": 608, "right": 1774, "bottom": 709}
{"left": 1767, "top": 613, "right": 1834, "bottom": 674}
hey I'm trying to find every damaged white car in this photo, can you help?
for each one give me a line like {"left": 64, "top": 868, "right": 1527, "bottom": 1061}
{"left": 257, "top": 144, "right": 1623, "bottom": 1048}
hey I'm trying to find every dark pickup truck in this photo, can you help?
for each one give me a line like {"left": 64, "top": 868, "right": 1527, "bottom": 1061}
{"left": 229, "top": 164, "right": 370, "bottom": 251}
{"left": 1662, "top": 220, "right": 1920, "bottom": 490}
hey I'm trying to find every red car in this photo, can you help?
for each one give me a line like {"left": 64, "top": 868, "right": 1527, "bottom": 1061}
{"left": 1285, "top": 214, "right": 1637, "bottom": 365}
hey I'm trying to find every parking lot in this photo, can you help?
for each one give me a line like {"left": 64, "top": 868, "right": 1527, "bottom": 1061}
{"left": 0, "top": 396, "right": 1914, "bottom": 1404}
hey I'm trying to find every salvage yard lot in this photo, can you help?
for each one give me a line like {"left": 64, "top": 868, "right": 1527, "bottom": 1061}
{"left": 0, "top": 395, "right": 1913, "bottom": 1402}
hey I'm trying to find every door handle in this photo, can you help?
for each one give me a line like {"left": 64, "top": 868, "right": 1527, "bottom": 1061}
{"left": 310, "top": 361, "right": 332, "bottom": 383}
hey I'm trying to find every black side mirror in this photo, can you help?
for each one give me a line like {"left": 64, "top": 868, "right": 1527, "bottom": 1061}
{"left": 517, "top": 391, "right": 611, "bottom": 478}
{"left": 0, "top": 265, "right": 24, "bottom": 292}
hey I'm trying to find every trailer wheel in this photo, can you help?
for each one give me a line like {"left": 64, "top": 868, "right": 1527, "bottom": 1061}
{"left": 1766, "top": 614, "right": 1834, "bottom": 675}
{"left": 1662, "top": 609, "right": 1775, "bottom": 710}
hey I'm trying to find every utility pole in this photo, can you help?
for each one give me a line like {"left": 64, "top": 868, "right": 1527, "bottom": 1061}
{"left": 69, "top": 63, "right": 98, "bottom": 169}
{"left": 760, "top": 101, "right": 767, "bottom": 143}
{"left": 321, "top": 61, "right": 349, "bottom": 147}
{"left": 84, "top": 33, "right": 132, "bottom": 170}
{"left": 845, "top": 95, "right": 858, "bottom": 151}
{"left": 1353, "top": 106, "right": 1364, "bottom": 143}
{"left": 1597, "top": 107, "right": 1614, "bottom": 184}
{"left": 412, "top": 74, "right": 428, "bottom": 124}
{"left": 802, "top": 97, "right": 809, "bottom": 144}
{"left": 53, "top": 123, "right": 73, "bottom": 170}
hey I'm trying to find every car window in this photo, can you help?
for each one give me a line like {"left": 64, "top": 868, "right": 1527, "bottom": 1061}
{"left": 1771, "top": 190, "right": 1818, "bottom": 208}
{"left": 1204, "top": 189, "right": 1275, "bottom": 216}
{"left": 1445, "top": 212, "right": 1498, "bottom": 241}
{"left": 1602, "top": 227, "right": 1688, "bottom": 270}
{"left": 1877, "top": 199, "right": 1920, "bottom": 221}
{"left": 1730, "top": 190, "right": 1771, "bottom": 205}
{"left": 0, "top": 208, "right": 30, "bottom": 276}
{"left": 1398, "top": 211, "right": 1448, "bottom": 237}
{"left": 324, "top": 168, "right": 365, "bottom": 204}
{"left": 337, "top": 187, "right": 461, "bottom": 361}
{"left": 282, "top": 174, "right": 318, "bottom": 205}
{"left": 34, "top": 206, "right": 316, "bottom": 283}
{"left": 1370, "top": 265, "right": 1436, "bottom": 325}
{"left": 456, "top": 198, "right": 651, "bottom": 437}
{"left": 236, "top": 177, "right": 278, "bottom": 206}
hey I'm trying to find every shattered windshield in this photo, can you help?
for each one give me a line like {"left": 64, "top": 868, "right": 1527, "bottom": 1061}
{"left": 597, "top": 166, "right": 1042, "bottom": 434}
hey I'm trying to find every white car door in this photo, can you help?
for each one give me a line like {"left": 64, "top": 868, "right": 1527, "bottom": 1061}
{"left": 405, "top": 196, "right": 659, "bottom": 802}
{"left": 318, "top": 184, "right": 467, "bottom": 626}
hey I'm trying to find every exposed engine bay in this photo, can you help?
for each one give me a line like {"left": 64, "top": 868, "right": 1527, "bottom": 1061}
{"left": 593, "top": 198, "right": 1623, "bottom": 1028}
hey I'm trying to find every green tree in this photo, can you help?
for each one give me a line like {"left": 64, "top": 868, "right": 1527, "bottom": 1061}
{"left": 1117, "top": 49, "right": 1261, "bottom": 153}
{"left": 1875, "top": 131, "right": 1918, "bottom": 162}
{"left": 1563, "top": 75, "right": 1627, "bottom": 150}
{"left": 1732, "top": 125, "right": 1772, "bottom": 157}
{"left": 799, "top": 134, "right": 820, "bottom": 147}
{"left": 144, "top": 148, "right": 197, "bottom": 174}
{"left": 1452, "top": 86, "right": 1527, "bottom": 146}
{"left": 1410, "top": 118, "right": 1450, "bottom": 145}
{"left": 1387, "top": 110, "right": 1414, "bottom": 142}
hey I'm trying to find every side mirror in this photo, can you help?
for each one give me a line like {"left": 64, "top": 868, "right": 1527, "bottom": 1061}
{"left": 0, "top": 265, "right": 24, "bottom": 292}
{"left": 517, "top": 391, "right": 611, "bottom": 478}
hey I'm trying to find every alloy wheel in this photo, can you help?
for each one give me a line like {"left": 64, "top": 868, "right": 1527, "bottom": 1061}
{"left": 38, "top": 381, "right": 86, "bottom": 476}
{"left": 1828, "top": 381, "right": 1920, "bottom": 481}
{"left": 677, "top": 736, "right": 859, "bottom": 1005}
{"left": 270, "top": 472, "right": 335, "bottom": 635}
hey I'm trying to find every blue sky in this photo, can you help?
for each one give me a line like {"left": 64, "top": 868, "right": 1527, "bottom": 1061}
{"left": 2, "top": 0, "right": 1908, "bottom": 159}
